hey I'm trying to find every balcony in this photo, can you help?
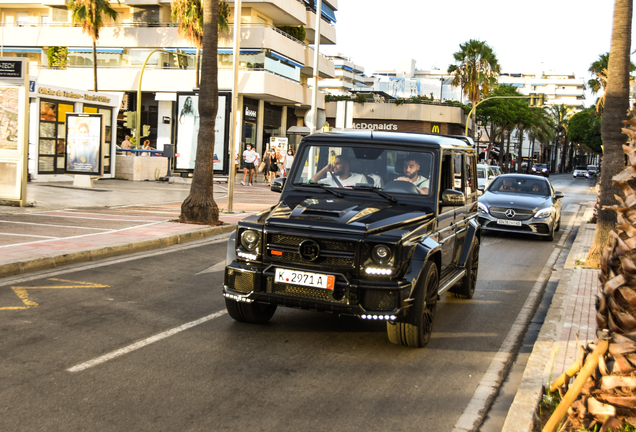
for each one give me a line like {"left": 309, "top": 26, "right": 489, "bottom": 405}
{"left": 220, "top": 23, "right": 305, "bottom": 66}
{"left": 225, "top": 0, "right": 307, "bottom": 25}
{"left": 304, "top": 10, "right": 336, "bottom": 45}
{"left": 303, "top": 46, "right": 335, "bottom": 78}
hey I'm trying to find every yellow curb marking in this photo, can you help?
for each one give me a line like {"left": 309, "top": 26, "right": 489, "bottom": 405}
{"left": 1, "top": 278, "right": 110, "bottom": 310}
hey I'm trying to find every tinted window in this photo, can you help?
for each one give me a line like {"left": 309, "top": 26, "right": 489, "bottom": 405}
{"left": 489, "top": 176, "right": 550, "bottom": 195}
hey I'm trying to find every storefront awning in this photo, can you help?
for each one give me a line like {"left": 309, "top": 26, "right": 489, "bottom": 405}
{"left": 287, "top": 125, "right": 310, "bottom": 135}
{"left": 218, "top": 48, "right": 262, "bottom": 55}
{"left": 69, "top": 47, "right": 123, "bottom": 54}
{"left": 163, "top": 48, "right": 198, "bottom": 54}
{"left": 269, "top": 51, "right": 303, "bottom": 69}
{"left": 321, "top": 2, "right": 337, "bottom": 23}
{"left": 1, "top": 47, "right": 42, "bottom": 53}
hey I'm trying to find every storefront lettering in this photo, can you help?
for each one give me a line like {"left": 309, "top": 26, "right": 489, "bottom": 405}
{"left": 36, "top": 87, "right": 110, "bottom": 103}
{"left": 245, "top": 107, "right": 257, "bottom": 118}
{"left": 354, "top": 123, "right": 398, "bottom": 131}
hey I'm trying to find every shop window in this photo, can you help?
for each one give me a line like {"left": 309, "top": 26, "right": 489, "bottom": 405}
{"left": 38, "top": 100, "right": 74, "bottom": 174}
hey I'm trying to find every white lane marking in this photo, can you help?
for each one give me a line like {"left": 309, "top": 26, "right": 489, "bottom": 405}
{"left": 452, "top": 204, "right": 580, "bottom": 431}
{"left": 0, "top": 220, "right": 111, "bottom": 230}
{"left": 28, "top": 213, "right": 166, "bottom": 222}
{"left": 0, "top": 235, "right": 230, "bottom": 288}
{"left": 196, "top": 260, "right": 226, "bottom": 275}
{"left": 67, "top": 310, "right": 227, "bottom": 372}
{"left": 0, "top": 232, "right": 58, "bottom": 238}
{"left": 0, "top": 221, "right": 164, "bottom": 249}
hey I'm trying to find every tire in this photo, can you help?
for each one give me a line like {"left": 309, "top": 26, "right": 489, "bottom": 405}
{"left": 225, "top": 298, "right": 277, "bottom": 324}
{"left": 450, "top": 238, "right": 480, "bottom": 299}
{"left": 386, "top": 261, "right": 438, "bottom": 348}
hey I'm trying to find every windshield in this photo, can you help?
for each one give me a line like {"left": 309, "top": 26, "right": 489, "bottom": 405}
{"left": 291, "top": 144, "right": 434, "bottom": 196}
{"left": 488, "top": 176, "right": 550, "bottom": 196}
{"left": 576, "top": 166, "right": 587, "bottom": 170}
{"left": 477, "top": 168, "right": 486, "bottom": 178}
{"left": 587, "top": 165, "right": 596, "bottom": 170}
{"left": 534, "top": 164, "right": 547, "bottom": 168}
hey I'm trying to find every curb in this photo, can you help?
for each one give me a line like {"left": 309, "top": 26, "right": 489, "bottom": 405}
{"left": 0, "top": 223, "right": 236, "bottom": 279}
{"left": 501, "top": 204, "right": 595, "bottom": 431}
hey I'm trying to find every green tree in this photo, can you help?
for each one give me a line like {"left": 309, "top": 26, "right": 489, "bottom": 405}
{"left": 171, "top": 0, "right": 230, "bottom": 88}
{"left": 588, "top": 52, "right": 636, "bottom": 114}
{"left": 68, "top": 0, "right": 119, "bottom": 92}
{"left": 179, "top": 0, "right": 221, "bottom": 225}
{"left": 547, "top": 104, "right": 573, "bottom": 172}
{"left": 588, "top": 0, "right": 633, "bottom": 268}
{"left": 567, "top": 108, "right": 603, "bottom": 153}
{"left": 448, "top": 39, "right": 501, "bottom": 139}
{"left": 527, "top": 108, "right": 555, "bottom": 164}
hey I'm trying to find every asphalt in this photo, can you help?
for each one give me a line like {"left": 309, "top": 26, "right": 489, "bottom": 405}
{"left": 0, "top": 174, "right": 599, "bottom": 431}
{"left": 0, "top": 175, "right": 279, "bottom": 278}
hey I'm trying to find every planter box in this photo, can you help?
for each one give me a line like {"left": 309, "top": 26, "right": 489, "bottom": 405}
{"left": 115, "top": 155, "right": 168, "bottom": 181}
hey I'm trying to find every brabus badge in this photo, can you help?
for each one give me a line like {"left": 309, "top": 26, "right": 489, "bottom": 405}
{"left": 299, "top": 239, "right": 320, "bottom": 261}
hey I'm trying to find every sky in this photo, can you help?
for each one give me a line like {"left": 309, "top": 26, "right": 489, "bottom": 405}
{"left": 330, "top": 0, "right": 636, "bottom": 107}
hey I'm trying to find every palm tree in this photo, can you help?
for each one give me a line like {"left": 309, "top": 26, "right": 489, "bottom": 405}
{"left": 67, "top": 0, "right": 119, "bottom": 92}
{"left": 526, "top": 108, "right": 554, "bottom": 166}
{"left": 179, "top": 0, "right": 221, "bottom": 225}
{"left": 547, "top": 104, "right": 573, "bottom": 172}
{"left": 448, "top": 39, "right": 501, "bottom": 139}
{"left": 588, "top": 52, "right": 636, "bottom": 114}
{"left": 171, "top": 0, "right": 229, "bottom": 89}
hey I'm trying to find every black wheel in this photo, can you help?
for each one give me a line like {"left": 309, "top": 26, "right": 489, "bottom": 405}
{"left": 225, "top": 298, "right": 277, "bottom": 324}
{"left": 450, "top": 238, "right": 480, "bottom": 299}
{"left": 386, "top": 261, "right": 438, "bottom": 348}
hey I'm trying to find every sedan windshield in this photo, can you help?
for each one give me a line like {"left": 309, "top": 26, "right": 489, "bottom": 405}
{"left": 291, "top": 144, "right": 434, "bottom": 196}
{"left": 488, "top": 176, "right": 550, "bottom": 195}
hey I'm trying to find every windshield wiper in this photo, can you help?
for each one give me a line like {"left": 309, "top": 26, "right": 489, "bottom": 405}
{"left": 296, "top": 182, "right": 344, "bottom": 198}
{"left": 349, "top": 185, "right": 397, "bottom": 203}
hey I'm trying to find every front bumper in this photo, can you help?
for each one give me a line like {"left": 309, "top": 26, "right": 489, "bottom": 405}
{"left": 477, "top": 212, "right": 554, "bottom": 237}
{"left": 223, "top": 261, "right": 412, "bottom": 321}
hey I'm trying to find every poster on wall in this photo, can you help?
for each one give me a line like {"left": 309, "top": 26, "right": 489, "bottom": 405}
{"left": 64, "top": 113, "right": 103, "bottom": 175}
{"left": 0, "top": 160, "right": 20, "bottom": 199}
{"left": 175, "top": 92, "right": 230, "bottom": 174}
{"left": 0, "top": 87, "right": 20, "bottom": 152}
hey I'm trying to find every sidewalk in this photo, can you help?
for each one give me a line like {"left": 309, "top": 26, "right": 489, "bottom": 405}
{"left": 502, "top": 204, "right": 598, "bottom": 431}
{"left": 0, "top": 177, "right": 280, "bottom": 278}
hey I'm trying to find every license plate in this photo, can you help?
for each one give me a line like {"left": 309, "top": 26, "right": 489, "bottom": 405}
{"left": 497, "top": 219, "right": 522, "bottom": 226}
{"left": 275, "top": 268, "right": 335, "bottom": 290}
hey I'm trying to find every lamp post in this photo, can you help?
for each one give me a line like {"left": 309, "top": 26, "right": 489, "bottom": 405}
{"left": 226, "top": 0, "right": 242, "bottom": 213}
{"left": 309, "top": 0, "right": 323, "bottom": 135}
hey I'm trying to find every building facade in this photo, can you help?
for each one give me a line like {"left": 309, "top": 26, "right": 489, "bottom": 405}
{"left": 0, "top": 0, "right": 338, "bottom": 179}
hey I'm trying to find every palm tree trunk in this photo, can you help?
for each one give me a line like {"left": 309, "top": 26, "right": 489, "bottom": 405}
{"left": 517, "top": 128, "right": 524, "bottom": 173}
{"left": 92, "top": 38, "right": 98, "bottom": 92}
{"left": 497, "top": 126, "right": 506, "bottom": 168}
{"left": 530, "top": 138, "right": 535, "bottom": 167}
{"left": 485, "top": 122, "right": 494, "bottom": 164}
{"left": 587, "top": 0, "right": 632, "bottom": 267}
{"left": 180, "top": 0, "right": 220, "bottom": 225}
{"left": 505, "top": 129, "right": 511, "bottom": 172}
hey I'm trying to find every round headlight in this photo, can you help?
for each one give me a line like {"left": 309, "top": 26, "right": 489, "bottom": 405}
{"left": 240, "top": 230, "right": 260, "bottom": 251}
{"left": 372, "top": 244, "right": 392, "bottom": 265}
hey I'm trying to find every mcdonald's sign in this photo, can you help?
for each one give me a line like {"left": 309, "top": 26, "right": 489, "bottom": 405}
{"left": 431, "top": 123, "right": 441, "bottom": 134}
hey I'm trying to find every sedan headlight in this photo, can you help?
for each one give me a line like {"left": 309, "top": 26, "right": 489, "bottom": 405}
{"left": 240, "top": 229, "right": 261, "bottom": 251}
{"left": 534, "top": 207, "right": 554, "bottom": 219}
{"left": 371, "top": 244, "right": 392, "bottom": 265}
{"left": 478, "top": 202, "right": 489, "bottom": 214}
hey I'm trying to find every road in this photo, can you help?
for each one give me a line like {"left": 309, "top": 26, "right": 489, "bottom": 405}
{"left": 0, "top": 174, "right": 596, "bottom": 432}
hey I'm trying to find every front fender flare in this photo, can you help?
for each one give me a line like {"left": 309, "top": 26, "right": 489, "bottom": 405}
{"left": 226, "top": 230, "right": 237, "bottom": 264}
{"left": 457, "top": 218, "right": 481, "bottom": 268}
{"left": 404, "top": 237, "right": 441, "bottom": 298}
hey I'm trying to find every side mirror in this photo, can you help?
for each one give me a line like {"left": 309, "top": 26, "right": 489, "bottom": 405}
{"left": 441, "top": 189, "right": 466, "bottom": 206}
{"left": 271, "top": 177, "right": 286, "bottom": 193}
{"left": 554, "top": 191, "right": 564, "bottom": 199}
{"left": 488, "top": 175, "right": 495, "bottom": 180}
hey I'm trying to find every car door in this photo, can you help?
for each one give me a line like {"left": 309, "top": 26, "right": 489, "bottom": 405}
{"left": 453, "top": 152, "right": 477, "bottom": 264}
{"left": 437, "top": 151, "right": 456, "bottom": 273}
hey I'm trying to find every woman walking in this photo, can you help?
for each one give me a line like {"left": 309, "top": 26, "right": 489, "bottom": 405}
{"left": 269, "top": 150, "right": 280, "bottom": 182}
{"left": 261, "top": 149, "right": 271, "bottom": 183}
{"left": 284, "top": 148, "right": 295, "bottom": 176}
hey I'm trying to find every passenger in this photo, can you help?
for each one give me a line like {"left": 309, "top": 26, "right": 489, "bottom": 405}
{"left": 395, "top": 155, "right": 429, "bottom": 194}
{"left": 531, "top": 183, "right": 540, "bottom": 193}
{"left": 311, "top": 155, "right": 367, "bottom": 188}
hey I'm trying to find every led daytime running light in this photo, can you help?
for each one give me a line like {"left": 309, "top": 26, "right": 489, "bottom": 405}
{"left": 238, "top": 251, "right": 257, "bottom": 260}
{"left": 365, "top": 267, "right": 393, "bottom": 275}
{"left": 361, "top": 314, "right": 396, "bottom": 321}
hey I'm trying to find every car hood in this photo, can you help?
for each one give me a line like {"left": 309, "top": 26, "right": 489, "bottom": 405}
{"left": 480, "top": 191, "right": 551, "bottom": 211}
{"left": 265, "top": 196, "right": 434, "bottom": 235}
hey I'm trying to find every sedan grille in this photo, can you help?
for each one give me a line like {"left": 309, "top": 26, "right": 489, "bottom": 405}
{"left": 489, "top": 207, "right": 535, "bottom": 221}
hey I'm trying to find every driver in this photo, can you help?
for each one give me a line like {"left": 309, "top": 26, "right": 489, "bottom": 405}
{"left": 395, "top": 155, "right": 429, "bottom": 194}
{"left": 499, "top": 178, "right": 518, "bottom": 192}
{"left": 311, "top": 155, "right": 367, "bottom": 188}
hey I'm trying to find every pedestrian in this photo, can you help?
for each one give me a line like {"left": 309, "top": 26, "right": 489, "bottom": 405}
{"left": 234, "top": 153, "right": 239, "bottom": 179}
{"left": 121, "top": 135, "right": 132, "bottom": 156}
{"left": 141, "top": 139, "right": 151, "bottom": 156}
{"left": 261, "top": 149, "right": 271, "bottom": 183}
{"left": 270, "top": 149, "right": 280, "bottom": 180}
{"left": 242, "top": 144, "right": 257, "bottom": 186}
{"left": 284, "top": 148, "right": 295, "bottom": 176}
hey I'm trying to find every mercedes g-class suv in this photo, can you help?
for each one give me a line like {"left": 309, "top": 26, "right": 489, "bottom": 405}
{"left": 223, "top": 131, "right": 481, "bottom": 348}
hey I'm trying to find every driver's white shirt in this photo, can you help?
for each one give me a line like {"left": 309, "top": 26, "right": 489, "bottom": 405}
{"left": 319, "top": 173, "right": 367, "bottom": 188}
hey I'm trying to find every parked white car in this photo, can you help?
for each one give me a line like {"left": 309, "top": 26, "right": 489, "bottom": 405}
{"left": 477, "top": 164, "right": 495, "bottom": 190}
{"left": 573, "top": 166, "right": 591, "bottom": 179}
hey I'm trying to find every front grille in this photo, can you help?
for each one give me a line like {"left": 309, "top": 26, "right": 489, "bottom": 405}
{"left": 490, "top": 207, "right": 535, "bottom": 221}
{"left": 485, "top": 221, "right": 532, "bottom": 232}
{"left": 225, "top": 270, "right": 254, "bottom": 294}
{"left": 361, "top": 289, "right": 397, "bottom": 311}
{"left": 268, "top": 233, "right": 356, "bottom": 268}
{"left": 266, "top": 277, "right": 348, "bottom": 304}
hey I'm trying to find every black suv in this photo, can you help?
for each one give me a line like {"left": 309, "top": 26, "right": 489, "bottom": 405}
{"left": 223, "top": 131, "right": 481, "bottom": 348}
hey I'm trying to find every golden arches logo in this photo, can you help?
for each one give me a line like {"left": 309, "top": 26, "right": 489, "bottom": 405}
{"left": 431, "top": 124, "right": 440, "bottom": 134}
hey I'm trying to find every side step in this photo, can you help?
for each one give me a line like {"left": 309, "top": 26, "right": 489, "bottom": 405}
{"left": 438, "top": 268, "right": 466, "bottom": 295}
